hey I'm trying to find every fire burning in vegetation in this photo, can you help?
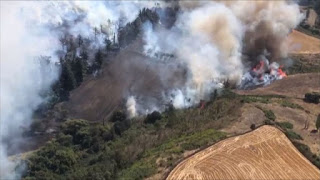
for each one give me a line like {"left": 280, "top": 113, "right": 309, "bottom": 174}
{"left": 0, "top": 1, "right": 305, "bottom": 177}
{"left": 240, "top": 56, "right": 288, "bottom": 89}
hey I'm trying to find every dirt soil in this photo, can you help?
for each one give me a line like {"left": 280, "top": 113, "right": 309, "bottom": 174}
{"left": 286, "top": 30, "right": 320, "bottom": 54}
{"left": 221, "top": 104, "right": 265, "bottom": 135}
{"left": 167, "top": 125, "right": 320, "bottom": 180}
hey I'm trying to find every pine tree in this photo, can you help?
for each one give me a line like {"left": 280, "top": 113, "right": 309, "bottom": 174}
{"left": 72, "top": 58, "right": 84, "bottom": 86}
{"left": 93, "top": 49, "right": 103, "bottom": 71}
{"left": 60, "top": 59, "right": 76, "bottom": 92}
{"left": 104, "top": 38, "right": 112, "bottom": 51}
{"left": 77, "top": 35, "right": 83, "bottom": 47}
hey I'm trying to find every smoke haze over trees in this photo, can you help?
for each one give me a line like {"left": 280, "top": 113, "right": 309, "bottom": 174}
{"left": 0, "top": 1, "right": 304, "bottom": 178}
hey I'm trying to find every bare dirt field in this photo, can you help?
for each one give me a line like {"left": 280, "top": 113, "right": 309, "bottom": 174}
{"left": 287, "top": 30, "right": 320, "bottom": 54}
{"left": 167, "top": 125, "right": 320, "bottom": 180}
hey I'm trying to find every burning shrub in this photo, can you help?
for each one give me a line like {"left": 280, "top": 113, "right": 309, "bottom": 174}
{"left": 304, "top": 92, "right": 320, "bottom": 104}
{"left": 145, "top": 111, "right": 162, "bottom": 124}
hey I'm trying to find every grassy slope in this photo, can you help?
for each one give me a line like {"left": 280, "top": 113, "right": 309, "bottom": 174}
{"left": 22, "top": 90, "right": 320, "bottom": 180}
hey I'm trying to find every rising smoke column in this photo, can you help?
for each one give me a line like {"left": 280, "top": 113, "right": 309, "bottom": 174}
{"left": 0, "top": 2, "right": 60, "bottom": 178}
{"left": 0, "top": 1, "right": 163, "bottom": 178}
{"left": 139, "top": 0, "right": 303, "bottom": 109}
{"left": 0, "top": 0, "right": 304, "bottom": 177}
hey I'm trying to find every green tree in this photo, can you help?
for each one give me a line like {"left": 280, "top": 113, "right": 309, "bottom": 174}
{"left": 60, "top": 59, "right": 76, "bottom": 92}
{"left": 110, "top": 110, "right": 126, "bottom": 122}
{"left": 72, "top": 58, "right": 84, "bottom": 86}
{"left": 61, "top": 119, "right": 89, "bottom": 137}
{"left": 145, "top": 111, "right": 162, "bottom": 124}
{"left": 104, "top": 38, "right": 112, "bottom": 51}
{"left": 92, "top": 49, "right": 103, "bottom": 72}
{"left": 210, "top": 89, "right": 218, "bottom": 101}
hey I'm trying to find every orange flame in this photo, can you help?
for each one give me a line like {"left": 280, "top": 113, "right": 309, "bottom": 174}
{"left": 278, "top": 68, "right": 287, "bottom": 78}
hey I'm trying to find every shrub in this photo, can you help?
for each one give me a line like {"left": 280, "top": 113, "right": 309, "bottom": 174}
{"left": 312, "top": 29, "right": 320, "bottom": 35}
{"left": 304, "top": 92, "right": 320, "bottom": 104}
{"left": 56, "top": 133, "right": 73, "bottom": 146}
{"left": 144, "top": 111, "right": 162, "bottom": 124}
{"left": 241, "top": 96, "right": 270, "bottom": 104}
{"left": 250, "top": 124, "right": 256, "bottom": 130}
{"left": 286, "top": 130, "right": 303, "bottom": 140}
{"left": 256, "top": 106, "right": 276, "bottom": 121}
{"left": 113, "top": 120, "right": 131, "bottom": 136}
{"left": 293, "top": 142, "right": 320, "bottom": 169}
{"left": 276, "top": 122, "right": 293, "bottom": 130}
{"left": 27, "top": 142, "right": 77, "bottom": 175}
{"left": 264, "top": 110, "right": 276, "bottom": 121}
{"left": 110, "top": 110, "right": 126, "bottom": 122}
{"left": 61, "top": 119, "right": 89, "bottom": 137}
{"left": 280, "top": 100, "right": 303, "bottom": 110}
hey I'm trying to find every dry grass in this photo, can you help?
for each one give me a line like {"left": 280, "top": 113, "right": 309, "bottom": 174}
{"left": 167, "top": 125, "right": 320, "bottom": 180}
{"left": 286, "top": 30, "right": 320, "bottom": 54}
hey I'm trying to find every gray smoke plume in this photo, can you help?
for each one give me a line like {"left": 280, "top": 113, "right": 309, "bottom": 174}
{"left": 0, "top": 1, "right": 162, "bottom": 178}
{"left": 0, "top": 1, "right": 303, "bottom": 178}
{"left": 0, "top": 2, "right": 60, "bottom": 178}
{"left": 136, "top": 0, "right": 303, "bottom": 110}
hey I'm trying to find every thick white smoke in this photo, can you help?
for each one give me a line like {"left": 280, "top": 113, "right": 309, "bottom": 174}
{"left": 0, "top": 2, "right": 60, "bottom": 178}
{"left": 0, "top": 1, "right": 162, "bottom": 178}
{"left": 0, "top": 1, "right": 304, "bottom": 176}
{"left": 138, "top": 0, "right": 303, "bottom": 112}
{"left": 126, "top": 96, "right": 137, "bottom": 119}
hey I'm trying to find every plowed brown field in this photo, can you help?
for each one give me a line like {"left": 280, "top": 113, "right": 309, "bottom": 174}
{"left": 167, "top": 126, "right": 320, "bottom": 180}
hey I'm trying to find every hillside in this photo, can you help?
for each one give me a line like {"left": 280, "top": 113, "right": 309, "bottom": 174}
{"left": 235, "top": 73, "right": 320, "bottom": 98}
{"left": 286, "top": 30, "right": 320, "bottom": 54}
{"left": 66, "top": 38, "right": 186, "bottom": 121}
{"left": 167, "top": 126, "right": 320, "bottom": 180}
{"left": 4, "top": 2, "right": 320, "bottom": 180}
{"left": 21, "top": 30, "right": 320, "bottom": 180}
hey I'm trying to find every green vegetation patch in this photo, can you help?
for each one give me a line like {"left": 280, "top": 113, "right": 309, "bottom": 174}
{"left": 279, "top": 99, "right": 304, "bottom": 110}
{"left": 287, "top": 55, "right": 320, "bottom": 75}
{"left": 256, "top": 106, "right": 276, "bottom": 121}
{"left": 293, "top": 142, "right": 320, "bottom": 169}
{"left": 240, "top": 96, "right": 271, "bottom": 104}
{"left": 276, "top": 122, "right": 293, "bottom": 130}
{"left": 22, "top": 90, "right": 242, "bottom": 180}
{"left": 240, "top": 94, "right": 285, "bottom": 104}
{"left": 285, "top": 130, "right": 303, "bottom": 140}
{"left": 118, "top": 129, "right": 226, "bottom": 180}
